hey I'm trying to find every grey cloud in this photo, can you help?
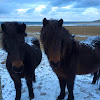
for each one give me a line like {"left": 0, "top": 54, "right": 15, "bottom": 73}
{"left": 40, "top": 0, "right": 100, "bottom": 16}
{"left": 0, "top": 0, "right": 100, "bottom": 21}
{"left": 74, "top": 0, "right": 100, "bottom": 8}
{"left": 50, "top": 0, "right": 100, "bottom": 8}
{"left": 50, "top": 0, "right": 75, "bottom": 7}
{"left": 4, "top": 0, "right": 49, "bottom": 5}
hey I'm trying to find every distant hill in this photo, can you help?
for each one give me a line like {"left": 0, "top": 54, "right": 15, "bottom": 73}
{"left": 93, "top": 20, "right": 100, "bottom": 22}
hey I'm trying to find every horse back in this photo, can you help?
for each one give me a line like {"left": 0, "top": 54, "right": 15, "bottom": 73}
{"left": 24, "top": 43, "right": 42, "bottom": 68}
{"left": 76, "top": 43, "right": 100, "bottom": 75}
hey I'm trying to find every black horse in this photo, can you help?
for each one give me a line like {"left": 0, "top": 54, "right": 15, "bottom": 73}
{"left": 1, "top": 22, "right": 42, "bottom": 100}
{"left": 41, "top": 18, "right": 100, "bottom": 100}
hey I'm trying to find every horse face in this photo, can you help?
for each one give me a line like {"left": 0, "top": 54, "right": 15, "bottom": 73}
{"left": 41, "top": 18, "right": 64, "bottom": 68}
{"left": 9, "top": 41, "right": 25, "bottom": 73}
{"left": 48, "top": 42, "right": 61, "bottom": 68}
{"left": 1, "top": 22, "right": 26, "bottom": 73}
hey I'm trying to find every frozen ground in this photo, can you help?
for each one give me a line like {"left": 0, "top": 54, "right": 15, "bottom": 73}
{"left": 0, "top": 36, "right": 100, "bottom": 100}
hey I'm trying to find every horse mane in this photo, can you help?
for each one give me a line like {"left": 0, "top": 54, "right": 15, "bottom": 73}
{"left": 40, "top": 19, "right": 73, "bottom": 51}
{"left": 2, "top": 22, "right": 19, "bottom": 34}
{"left": 1, "top": 22, "right": 26, "bottom": 51}
{"left": 41, "top": 19, "right": 72, "bottom": 39}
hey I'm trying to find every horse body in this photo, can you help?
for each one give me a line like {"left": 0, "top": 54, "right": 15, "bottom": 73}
{"left": 53, "top": 41, "right": 100, "bottom": 76}
{"left": 40, "top": 18, "right": 100, "bottom": 100}
{"left": 81, "top": 36, "right": 100, "bottom": 83}
{"left": 76, "top": 42, "right": 100, "bottom": 74}
{"left": 1, "top": 22, "right": 42, "bottom": 100}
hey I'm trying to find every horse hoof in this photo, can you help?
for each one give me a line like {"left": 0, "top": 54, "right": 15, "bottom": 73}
{"left": 67, "top": 99, "right": 73, "bottom": 100}
{"left": 57, "top": 98, "right": 63, "bottom": 100}
{"left": 33, "top": 79, "right": 36, "bottom": 83}
{"left": 67, "top": 96, "right": 74, "bottom": 100}
{"left": 56, "top": 98, "right": 62, "bottom": 100}
{"left": 29, "top": 93, "right": 34, "bottom": 100}
{"left": 92, "top": 81, "right": 96, "bottom": 84}
{"left": 15, "top": 98, "right": 20, "bottom": 100}
{"left": 33, "top": 77, "right": 36, "bottom": 83}
{"left": 57, "top": 95, "right": 64, "bottom": 100}
{"left": 67, "top": 99, "right": 74, "bottom": 100}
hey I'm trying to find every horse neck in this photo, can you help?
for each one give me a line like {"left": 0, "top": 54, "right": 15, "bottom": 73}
{"left": 64, "top": 37, "right": 76, "bottom": 57}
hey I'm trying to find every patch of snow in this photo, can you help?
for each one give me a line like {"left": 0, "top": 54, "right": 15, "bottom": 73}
{"left": 25, "top": 37, "right": 37, "bottom": 46}
{"left": 28, "top": 32, "right": 40, "bottom": 35}
{"left": 79, "top": 36, "right": 100, "bottom": 50}
{"left": 81, "top": 36, "right": 100, "bottom": 45}
{"left": 0, "top": 49, "right": 100, "bottom": 100}
{"left": 0, "top": 36, "right": 100, "bottom": 100}
{"left": 76, "top": 35, "right": 91, "bottom": 38}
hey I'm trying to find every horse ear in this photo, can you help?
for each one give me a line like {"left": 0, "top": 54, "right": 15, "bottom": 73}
{"left": 43, "top": 18, "right": 48, "bottom": 27}
{"left": 18, "top": 23, "right": 26, "bottom": 33}
{"left": 1, "top": 23, "right": 6, "bottom": 32}
{"left": 58, "top": 19, "right": 63, "bottom": 27}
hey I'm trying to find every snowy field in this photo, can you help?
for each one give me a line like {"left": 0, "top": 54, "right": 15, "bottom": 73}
{"left": 0, "top": 36, "right": 100, "bottom": 100}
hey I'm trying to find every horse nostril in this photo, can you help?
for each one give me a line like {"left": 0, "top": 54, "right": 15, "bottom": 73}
{"left": 51, "top": 61, "right": 55, "bottom": 66}
{"left": 12, "top": 65, "right": 24, "bottom": 73}
{"left": 57, "top": 61, "right": 61, "bottom": 66}
{"left": 50, "top": 61, "right": 60, "bottom": 68}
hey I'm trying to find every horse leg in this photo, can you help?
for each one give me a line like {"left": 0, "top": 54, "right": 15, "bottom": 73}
{"left": 33, "top": 70, "right": 36, "bottom": 82}
{"left": 6, "top": 62, "right": 22, "bottom": 100}
{"left": 26, "top": 78, "right": 34, "bottom": 100}
{"left": 67, "top": 78, "right": 75, "bottom": 100}
{"left": 92, "top": 71, "right": 98, "bottom": 84}
{"left": 9, "top": 74, "right": 21, "bottom": 100}
{"left": 57, "top": 78, "right": 66, "bottom": 100}
{"left": 13, "top": 79, "right": 21, "bottom": 100}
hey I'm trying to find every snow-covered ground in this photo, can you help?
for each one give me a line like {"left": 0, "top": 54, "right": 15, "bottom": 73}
{"left": 0, "top": 36, "right": 100, "bottom": 100}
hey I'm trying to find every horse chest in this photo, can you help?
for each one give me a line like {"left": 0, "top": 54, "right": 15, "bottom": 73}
{"left": 53, "top": 67, "right": 67, "bottom": 79}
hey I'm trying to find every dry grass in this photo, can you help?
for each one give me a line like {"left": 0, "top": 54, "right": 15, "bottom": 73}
{"left": 26, "top": 26, "right": 100, "bottom": 42}
{"left": 26, "top": 26, "right": 100, "bottom": 48}
{"left": 0, "top": 26, "right": 100, "bottom": 48}
{"left": 26, "top": 26, "right": 42, "bottom": 33}
{"left": 74, "top": 37, "right": 88, "bottom": 41}
{"left": 26, "top": 26, "right": 100, "bottom": 36}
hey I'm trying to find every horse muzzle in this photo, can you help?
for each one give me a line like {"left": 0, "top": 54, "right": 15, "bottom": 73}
{"left": 12, "top": 64, "right": 24, "bottom": 73}
{"left": 50, "top": 61, "right": 60, "bottom": 69}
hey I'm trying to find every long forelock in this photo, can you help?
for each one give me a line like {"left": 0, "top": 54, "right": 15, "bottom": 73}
{"left": 4, "top": 22, "right": 19, "bottom": 36}
{"left": 1, "top": 22, "right": 25, "bottom": 51}
{"left": 41, "top": 19, "right": 73, "bottom": 52}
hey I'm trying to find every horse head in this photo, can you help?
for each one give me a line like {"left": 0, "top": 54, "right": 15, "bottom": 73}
{"left": 1, "top": 22, "right": 27, "bottom": 73}
{"left": 41, "top": 18, "right": 73, "bottom": 68}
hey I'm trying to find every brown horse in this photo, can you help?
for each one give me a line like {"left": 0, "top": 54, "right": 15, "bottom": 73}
{"left": 81, "top": 36, "right": 100, "bottom": 84}
{"left": 40, "top": 18, "right": 100, "bottom": 100}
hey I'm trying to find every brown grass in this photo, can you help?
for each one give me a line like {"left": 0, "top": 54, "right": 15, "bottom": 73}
{"left": 26, "top": 26, "right": 100, "bottom": 41}
{"left": 0, "top": 26, "right": 100, "bottom": 48}
{"left": 26, "top": 26, "right": 100, "bottom": 35}
{"left": 66, "top": 26, "right": 100, "bottom": 35}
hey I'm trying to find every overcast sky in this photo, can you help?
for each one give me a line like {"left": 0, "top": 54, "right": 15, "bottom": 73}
{"left": 0, "top": 0, "right": 100, "bottom": 21}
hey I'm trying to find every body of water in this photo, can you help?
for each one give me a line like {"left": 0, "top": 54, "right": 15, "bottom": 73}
{"left": 0, "top": 21, "right": 100, "bottom": 26}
